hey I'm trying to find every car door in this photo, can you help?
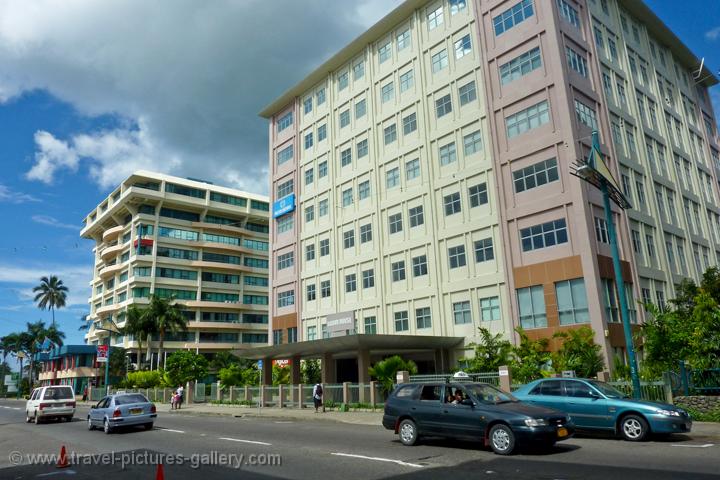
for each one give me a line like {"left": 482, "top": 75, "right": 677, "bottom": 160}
{"left": 440, "top": 384, "right": 484, "bottom": 439}
{"left": 27, "top": 389, "right": 40, "bottom": 414}
{"left": 414, "top": 385, "right": 444, "bottom": 434}
{"left": 524, "top": 380, "right": 566, "bottom": 411}
{"left": 91, "top": 397, "right": 110, "bottom": 424}
{"left": 564, "top": 380, "right": 611, "bottom": 429}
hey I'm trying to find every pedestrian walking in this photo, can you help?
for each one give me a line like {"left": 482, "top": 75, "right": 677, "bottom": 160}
{"left": 176, "top": 385, "right": 184, "bottom": 409}
{"left": 82, "top": 385, "right": 88, "bottom": 402}
{"left": 312, "top": 383, "right": 324, "bottom": 413}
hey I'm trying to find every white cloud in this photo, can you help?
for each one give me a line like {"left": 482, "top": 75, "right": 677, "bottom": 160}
{"left": 0, "top": 184, "right": 40, "bottom": 203}
{"left": 31, "top": 215, "right": 80, "bottom": 231}
{"left": 705, "top": 26, "right": 720, "bottom": 41}
{"left": 0, "top": 262, "right": 92, "bottom": 307}
{"left": 0, "top": 0, "right": 403, "bottom": 193}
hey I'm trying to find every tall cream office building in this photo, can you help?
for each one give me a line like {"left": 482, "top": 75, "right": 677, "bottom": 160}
{"left": 259, "top": 0, "right": 720, "bottom": 372}
{"left": 81, "top": 171, "right": 271, "bottom": 366}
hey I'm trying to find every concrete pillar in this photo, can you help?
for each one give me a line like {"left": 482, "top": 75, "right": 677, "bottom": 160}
{"left": 342, "top": 382, "right": 350, "bottom": 405}
{"left": 597, "top": 370, "right": 611, "bottom": 382}
{"left": 321, "top": 353, "right": 335, "bottom": 384}
{"left": 260, "top": 385, "right": 267, "bottom": 408}
{"left": 244, "top": 385, "right": 250, "bottom": 403}
{"left": 357, "top": 350, "right": 371, "bottom": 403}
{"left": 262, "top": 357, "right": 272, "bottom": 385}
{"left": 498, "top": 365, "right": 512, "bottom": 393}
{"left": 369, "top": 381, "right": 378, "bottom": 406}
{"left": 434, "top": 348, "right": 449, "bottom": 374}
{"left": 396, "top": 370, "right": 410, "bottom": 385}
{"left": 297, "top": 384, "right": 304, "bottom": 408}
{"left": 229, "top": 386, "right": 236, "bottom": 402}
{"left": 291, "top": 356, "right": 301, "bottom": 384}
{"left": 278, "top": 384, "right": 285, "bottom": 408}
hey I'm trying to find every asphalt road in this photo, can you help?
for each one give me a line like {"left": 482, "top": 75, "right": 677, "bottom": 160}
{"left": 1, "top": 399, "right": 719, "bottom": 479}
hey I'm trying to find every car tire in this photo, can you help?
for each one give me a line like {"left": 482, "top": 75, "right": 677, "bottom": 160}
{"left": 398, "top": 419, "right": 419, "bottom": 446}
{"left": 65, "top": 415, "right": 73, "bottom": 422}
{"left": 103, "top": 418, "right": 112, "bottom": 435}
{"left": 144, "top": 423, "right": 153, "bottom": 431}
{"left": 25, "top": 411, "right": 32, "bottom": 423}
{"left": 33, "top": 412, "right": 41, "bottom": 425}
{"left": 620, "top": 414, "right": 649, "bottom": 442}
{"left": 87, "top": 417, "right": 95, "bottom": 431}
{"left": 489, "top": 424, "right": 516, "bottom": 455}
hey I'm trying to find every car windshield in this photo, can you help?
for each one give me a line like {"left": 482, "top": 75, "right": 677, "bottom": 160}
{"left": 114, "top": 394, "right": 149, "bottom": 405}
{"left": 464, "top": 384, "right": 517, "bottom": 404}
{"left": 43, "top": 387, "right": 73, "bottom": 400}
{"left": 587, "top": 381, "right": 629, "bottom": 399}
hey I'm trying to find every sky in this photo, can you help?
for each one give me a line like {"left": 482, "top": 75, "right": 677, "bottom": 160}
{"left": 0, "top": 0, "right": 719, "bottom": 363}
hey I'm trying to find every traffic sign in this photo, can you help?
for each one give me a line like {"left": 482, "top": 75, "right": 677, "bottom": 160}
{"left": 257, "top": 360, "right": 263, "bottom": 369}
{"left": 97, "top": 345, "right": 109, "bottom": 363}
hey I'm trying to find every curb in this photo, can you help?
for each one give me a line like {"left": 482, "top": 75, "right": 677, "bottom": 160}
{"left": 166, "top": 407, "right": 382, "bottom": 426}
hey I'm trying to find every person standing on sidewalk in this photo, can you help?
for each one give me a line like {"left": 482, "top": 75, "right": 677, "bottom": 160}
{"left": 312, "top": 383, "right": 325, "bottom": 413}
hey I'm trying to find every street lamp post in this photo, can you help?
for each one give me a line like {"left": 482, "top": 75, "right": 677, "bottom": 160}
{"left": 572, "top": 131, "right": 641, "bottom": 399}
{"left": 94, "top": 319, "right": 121, "bottom": 395}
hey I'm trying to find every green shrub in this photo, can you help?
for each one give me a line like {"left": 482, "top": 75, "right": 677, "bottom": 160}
{"left": 126, "top": 370, "right": 163, "bottom": 388}
{"left": 676, "top": 405, "right": 720, "bottom": 423}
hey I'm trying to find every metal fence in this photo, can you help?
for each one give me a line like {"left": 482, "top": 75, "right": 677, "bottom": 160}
{"left": 409, "top": 372, "right": 500, "bottom": 386}
{"left": 608, "top": 381, "right": 667, "bottom": 402}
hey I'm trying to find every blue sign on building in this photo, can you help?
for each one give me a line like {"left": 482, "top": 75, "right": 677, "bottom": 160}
{"left": 272, "top": 193, "right": 296, "bottom": 218}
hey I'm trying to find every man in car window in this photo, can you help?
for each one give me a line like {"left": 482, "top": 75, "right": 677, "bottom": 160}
{"left": 451, "top": 389, "right": 464, "bottom": 404}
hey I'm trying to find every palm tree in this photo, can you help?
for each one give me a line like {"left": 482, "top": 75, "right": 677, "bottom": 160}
{"left": 78, "top": 313, "right": 93, "bottom": 332}
{"left": 145, "top": 295, "right": 188, "bottom": 370}
{"left": 121, "top": 305, "right": 152, "bottom": 368}
{"left": 32, "top": 275, "right": 69, "bottom": 328}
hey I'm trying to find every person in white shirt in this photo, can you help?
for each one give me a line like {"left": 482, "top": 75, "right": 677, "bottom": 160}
{"left": 312, "top": 383, "right": 324, "bottom": 413}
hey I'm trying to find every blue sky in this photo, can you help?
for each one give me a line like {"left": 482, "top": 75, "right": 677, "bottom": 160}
{"left": 0, "top": 1, "right": 719, "bottom": 363}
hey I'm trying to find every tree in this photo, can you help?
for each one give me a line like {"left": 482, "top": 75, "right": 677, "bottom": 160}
{"left": 164, "top": 350, "right": 208, "bottom": 387}
{"left": 32, "top": 275, "right": 68, "bottom": 328}
{"left": 108, "top": 347, "right": 128, "bottom": 380}
{"left": 552, "top": 326, "right": 605, "bottom": 378}
{"left": 301, "top": 359, "right": 321, "bottom": 385}
{"left": 461, "top": 328, "right": 513, "bottom": 373}
{"left": 24, "top": 320, "right": 65, "bottom": 386}
{"left": 144, "top": 295, "right": 188, "bottom": 369}
{"left": 218, "top": 364, "right": 245, "bottom": 387}
{"left": 272, "top": 364, "right": 290, "bottom": 385}
{"left": 686, "top": 293, "right": 720, "bottom": 369}
{"left": 78, "top": 313, "right": 93, "bottom": 332}
{"left": 120, "top": 305, "right": 153, "bottom": 368}
{"left": 368, "top": 355, "right": 418, "bottom": 394}
{"left": 210, "top": 351, "right": 244, "bottom": 371}
{"left": 511, "top": 328, "right": 551, "bottom": 383}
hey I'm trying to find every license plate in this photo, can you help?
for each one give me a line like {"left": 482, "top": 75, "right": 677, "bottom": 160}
{"left": 130, "top": 408, "right": 143, "bottom": 415}
{"left": 557, "top": 427, "right": 568, "bottom": 438}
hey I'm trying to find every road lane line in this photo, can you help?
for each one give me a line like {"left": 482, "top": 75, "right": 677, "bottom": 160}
{"left": 671, "top": 443, "right": 714, "bottom": 448}
{"left": 157, "top": 428, "right": 186, "bottom": 433}
{"left": 331, "top": 453, "right": 424, "bottom": 468}
{"left": 218, "top": 437, "right": 272, "bottom": 446}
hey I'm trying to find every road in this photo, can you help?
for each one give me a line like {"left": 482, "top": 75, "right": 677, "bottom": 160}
{"left": 1, "top": 399, "right": 719, "bottom": 479}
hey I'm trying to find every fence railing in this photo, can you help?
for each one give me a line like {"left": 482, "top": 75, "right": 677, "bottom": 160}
{"left": 608, "top": 381, "right": 668, "bottom": 402}
{"left": 409, "top": 372, "right": 500, "bottom": 386}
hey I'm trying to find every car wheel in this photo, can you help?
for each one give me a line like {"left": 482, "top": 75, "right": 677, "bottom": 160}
{"left": 87, "top": 417, "right": 95, "bottom": 431}
{"left": 103, "top": 418, "right": 112, "bottom": 435}
{"left": 398, "top": 419, "right": 419, "bottom": 446}
{"left": 144, "top": 423, "right": 153, "bottom": 431}
{"left": 25, "top": 411, "right": 32, "bottom": 423}
{"left": 489, "top": 424, "right": 516, "bottom": 455}
{"left": 620, "top": 414, "right": 649, "bottom": 442}
{"left": 64, "top": 415, "right": 73, "bottom": 422}
{"left": 33, "top": 412, "right": 41, "bottom": 425}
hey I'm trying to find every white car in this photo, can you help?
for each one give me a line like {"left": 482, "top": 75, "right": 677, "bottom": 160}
{"left": 26, "top": 385, "right": 76, "bottom": 424}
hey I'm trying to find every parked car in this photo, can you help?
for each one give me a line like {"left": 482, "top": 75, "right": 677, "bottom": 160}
{"left": 87, "top": 393, "right": 157, "bottom": 434}
{"left": 25, "top": 385, "right": 76, "bottom": 424}
{"left": 382, "top": 382, "right": 574, "bottom": 455}
{"left": 513, "top": 378, "right": 692, "bottom": 441}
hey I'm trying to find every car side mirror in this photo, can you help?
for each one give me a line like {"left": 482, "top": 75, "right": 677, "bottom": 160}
{"left": 588, "top": 390, "right": 600, "bottom": 400}
{"left": 461, "top": 398, "right": 475, "bottom": 407}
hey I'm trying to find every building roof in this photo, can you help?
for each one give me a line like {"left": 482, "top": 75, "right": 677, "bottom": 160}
{"left": 259, "top": 0, "right": 717, "bottom": 118}
{"left": 34, "top": 344, "right": 98, "bottom": 361}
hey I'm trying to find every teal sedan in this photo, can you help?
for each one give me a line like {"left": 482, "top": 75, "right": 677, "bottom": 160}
{"left": 513, "top": 378, "right": 692, "bottom": 441}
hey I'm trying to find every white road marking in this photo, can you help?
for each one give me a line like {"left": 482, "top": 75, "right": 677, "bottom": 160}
{"left": 11, "top": 407, "right": 21, "bottom": 410}
{"left": 274, "top": 421, "right": 293, "bottom": 424}
{"left": 36, "top": 470, "right": 77, "bottom": 477}
{"left": 671, "top": 443, "right": 714, "bottom": 448}
{"left": 331, "top": 453, "right": 424, "bottom": 468}
{"left": 158, "top": 428, "right": 185, "bottom": 433}
{"left": 218, "top": 437, "right": 272, "bottom": 446}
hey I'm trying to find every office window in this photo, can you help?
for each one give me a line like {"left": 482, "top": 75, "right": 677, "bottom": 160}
{"left": 494, "top": 0, "right": 535, "bottom": 36}
{"left": 321, "top": 280, "right": 331, "bottom": 298}
{"left": 453, "top": 301, "right": 472, "bottom": 324}
{"left": 277, "top": 290, "right": 295, "bottom": 308}
{"left": 358, "top": 180, "right": 371, "bottom": 200}
{"left": 384, "top": 124, "right": 397, "bottom": 145}
{"left": 517, "top": 285, "right": 547, "bottom": 328}
{"left": 416, "top": 307, "right": 432, "bottom": 329}
{"left": 574, "top": 99, "right": 598, "bottom": 129}
{"left": 318, "top": 160, "right": 328, "bottom": 178}
{"left": 474, "top": 238, "right": 494, "bottom": 262}
{"left": 345, "top": 274, "right": 357, "bottom": 293}
{"left": 499, "top": 47, "right": 541, "bottom": 85}
{"left": 277, "top": 111, "right": 293, "bottom": 132}
{"left": 319, "top": 239, "right": 330, "bottom": 256}
{"left": 469, "top": 182, "right": 488, "bottom": 207}
{"left": 436, "top": 94, "right": 452, "bottom": 118}
{"left": 566, "top": 47, "right": 588, "bottom": 77}
{"left": 277, "top": 252, "right": 294, "bottom": 270}
{"left": 381, "top": 82, "right": 394, "bottom": 103}
{"left": 458, "top": 81, "right": 476, "bottom": 105}
{"left": 431, "top": 49, "right": 448, "bottom": 73}
{"left": 338, "top": 71, "right": 348, "bottom": 91}
{"left": 439, "top": 141, "right": 457, "bottom": 165}
{"left": 405, "top": 158, "right": 420, "bottom": 180}
{"left": 520, "top": 218, "right": 568, "bottom": 251}
{"left": 391, "top": 261, "right": 406, "bottom": 281}
{"left": 448, "top": 245, "right": 467, "bottom": 268}
{"left": 342, "top": 188, "right": 353, "bottom": 207}
{"left": 306, "top": 244, "right": 315, "bottom": 261}
{"left": 594, "top": 217, "right": 609, "bottom": 243}
{"left": 427, "top": 5, "right": 443, "bottom": 30}
{"left": 394, "top": 311, "right": 409, "bottom": 332}
{"left": 339, "top": 109, "right": 350, "bottom": 128}
{"left": 319, "top": 199, "right": 329, "bottom": 216}
{"left": 353, "top": 60, "right": 365, "bottom": 80}
{"left": 463, "top": 130, "right": 482, "bottom": 155}
{"left": 506, "top": 100, "right": 550, "bottom": 138}
{"left": 343, "top": 229, "right": 355, "bottom": 249}
{"left": 360, "top": 223, "right": 373, "bottom": 243}
{"left": 303, "top": 97, "right": 312, "bottom": 114}
{"left": 305, "top": 168, "right": 314, "bottom": 186}
{"left": 601, "top": 278, "right": 619, "bottom": 323}
{"left": 362, "top": 269, "right": 375, "bottom": 288}
{"left": 480, "top": 297, "right": 501, "bottom": 322}
{"left": 364, "top": 316, "right": 377, "bottom": 334}
{"left": 400, "top": 70, "right": 414, "bottom": 92}
{"left": 645, "top": 234, "right": 656, "bottom": 260}
{"left": 277, "top": 179, "right": 294, "bottom": 198}
{"left": 340, "top": 148, "right": 352, "bottom": 167}
{"left": 412, "top": 255, "right": 428, "bottom": 277}
{"left": 356, "top": 139, "right": 368, "bottom": 158}
{"left": 386, "top": 167, "right": 400, "bottom": 189}
{"left": 454, "top": 34, "right": 471, "bottom": 59}
{"left": 355, "top": 99, "right": 366, "bottom": 119}
{"left": 608, "top": 38, "right": 618, "bottom": 61}
{"left": 307, "top": 325, "right": 317, "bottom": 340}
{"left": 276, "top": 145, "right": 293, "bottom": 166}
{"left": 556, "top": 278, "right": 589, "bottom": 325}
{"left": 444, "top": 192, "right": 461, "bottom": 215}
{"left": 317, "top": 88, "right": 326, "bottom": 105}
{"left": 397, "top": 29, "right": 411, "bottom": 51}
{"left": 409, "top": 205, "right": 424, "bottom": 227}
{"left": 378, "top": 41, "right": 391, "bottom": 63}
{"left": 389, "top": 213, "right": 403, "bottom": 234}
{"left": 277, "top": 215, "right": 294, "bottom": 234}
{"left": 450, "top": 0, "right": 466, "bottom": 14}
{"left": 403, "top": 113, "right": 417, "bottom": 135}
{"left": 556, "top": 0, "right": 580, "bottom": 28}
